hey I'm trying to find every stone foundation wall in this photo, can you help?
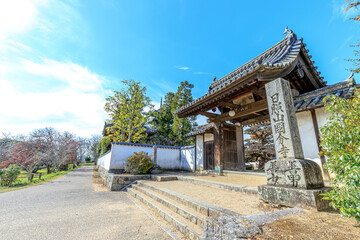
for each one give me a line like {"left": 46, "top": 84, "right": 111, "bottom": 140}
{"left": 97, "top": 165, "right": 152, "bottom": 191}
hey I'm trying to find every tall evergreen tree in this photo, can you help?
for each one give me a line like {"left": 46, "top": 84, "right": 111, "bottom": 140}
{"left": 104, "top": 79, "right": 152, "bottom": 143}
{"left": 171, "top": 81, "right": 197, "bottom": 146}
{"left": 150, "top": 92, "right": 175, "bottom": 145}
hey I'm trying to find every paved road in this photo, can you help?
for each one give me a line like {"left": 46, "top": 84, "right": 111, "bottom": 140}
{"left": 0, "top": 166, "right": 169, "bottom": 240}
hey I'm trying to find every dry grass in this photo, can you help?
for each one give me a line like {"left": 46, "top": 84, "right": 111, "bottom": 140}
{"left": 256, "top": 210, "right": 360, "bottom": 239}
{"left": 192, "top": 173, "right": 267, "bottom": 187}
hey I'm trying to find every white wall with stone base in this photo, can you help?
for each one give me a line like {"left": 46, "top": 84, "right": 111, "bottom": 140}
{"left": 97, "top": 142, "right": 195, "bottom": 172}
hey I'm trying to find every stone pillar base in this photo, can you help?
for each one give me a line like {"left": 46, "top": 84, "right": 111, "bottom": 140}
{"left": 258, "top": 185, "right": 332, "bottom": 211}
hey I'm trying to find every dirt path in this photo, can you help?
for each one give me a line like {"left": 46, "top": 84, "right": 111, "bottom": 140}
{"left": 0, "top": 166, "right": 169, "bottom": 240}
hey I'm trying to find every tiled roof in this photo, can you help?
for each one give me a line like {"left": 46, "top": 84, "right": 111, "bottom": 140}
{"left": 185, "top": 123, "right": 215, "bottom": 137}
{"left": 294, "top": 76, "right": 357, "bottom": 111}
{"left": 175, "top": 28, "right": 324, "bottom": 115}
{"left": 186, "top": 76, "right": 358, "bottom": 136}
{"left": 112, "top": 142, "right": 181, "bottom": 149}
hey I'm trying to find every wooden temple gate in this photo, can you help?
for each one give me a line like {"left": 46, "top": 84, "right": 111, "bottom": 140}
{"left": 176, "top": 28, "right": 327, "bottom": 173}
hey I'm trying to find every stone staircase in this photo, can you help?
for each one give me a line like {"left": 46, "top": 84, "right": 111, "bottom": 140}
{"left": 126, "top": 180, "right": 240, "bottom": 240}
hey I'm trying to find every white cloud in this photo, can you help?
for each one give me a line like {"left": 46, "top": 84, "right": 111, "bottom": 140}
{"left": 0, "top": 58, "right": 108, "bottom": 137}
{"left": 0, "top": 0, "right": 44, "bottom": 40}
{"left": 21, "top": 58, "right": 102, "bottom": 91}
{"left": 176, "top": 66, "right": 190, "bottom": 70}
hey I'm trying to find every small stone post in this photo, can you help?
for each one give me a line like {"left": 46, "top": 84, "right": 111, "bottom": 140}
{"left": 153, "top": 146, "right": 158, "bottom": 166}
{"left": 258, "top": 78, "right": 331, "bottom": 210}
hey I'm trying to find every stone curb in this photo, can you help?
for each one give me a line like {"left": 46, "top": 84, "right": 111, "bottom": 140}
{"left": 137, "top": 181, "right": 240, "bottom": 218}
{"left": 132, "top": 184, "right": 206, "bottom": 227}
{"left": 177, "top": 176, "right": 258, "bottom": 195}
{"left": 127, "top": 188, "right": 203, "bottom": 240}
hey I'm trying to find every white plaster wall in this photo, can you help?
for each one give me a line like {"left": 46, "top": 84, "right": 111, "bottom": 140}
{"left": 296, "top": 111, "right": 319, "bottom": 160}
{"left": 157, "top": 148, "right": 180, "bottom": 170}
{"left": 97, "top": 151, "right": 112, "bottom": 170}
{"left": 315, "top": 107, "right": 331, "bottom": 128}
{"left": 110, "top": 145, "right": 153, "bottom": 169}
{"left": 296, "top": 107, "right": 331, "bottom": 172}
{"left": 196, "top": 135, "right": 204, "bottom": 170}
{"left": 204, "top": 133, "right": 214, "bottom": 142}
{"left": 180, "top": 147, "right": 195, "bottom": 171}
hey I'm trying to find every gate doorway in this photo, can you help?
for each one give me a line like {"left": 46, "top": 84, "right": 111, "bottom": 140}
{"left": 204, "top": 141, "right": 214, "bottom": 170}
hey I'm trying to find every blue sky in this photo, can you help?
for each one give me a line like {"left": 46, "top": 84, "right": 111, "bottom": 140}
{"left": 0, "top": 0, "right": 359, "bottom": 137}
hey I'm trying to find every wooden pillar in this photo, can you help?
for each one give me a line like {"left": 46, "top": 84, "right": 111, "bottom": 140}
{"left": 310, "top": 109, "right": 329, "bottom": 179}
{"left": 236, "top": 124, "right": 246, "bottom": 171}
{"left": 213, "top": 121, "right": 223, "bottom": 173}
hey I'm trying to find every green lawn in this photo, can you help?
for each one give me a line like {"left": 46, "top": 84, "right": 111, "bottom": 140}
{"left": 0, "top": 162, "right": 94, "bottom": 194}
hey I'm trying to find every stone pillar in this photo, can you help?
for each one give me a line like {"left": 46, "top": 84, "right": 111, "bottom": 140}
{"left": 153, "top": 146, "right": 158, "bottom": 165}
{"left": 235, "top": 124, "right": 246, "bottom": 171}
{"left": 213, "top": 121, "right": 223, "bottom": 173}
{"left": 258, "top": 78, "right": 331, "bottom": 210}
{"left": 265, "top": 78, "right": 303, "bottom": 160}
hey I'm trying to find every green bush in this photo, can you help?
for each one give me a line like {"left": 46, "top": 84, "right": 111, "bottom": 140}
{"left": 125, "top": 151, "right": 153, "bottom": 175}
{"left": 320, "top": 88, "right": 360, "bottom": 222}
{"left": 85, "top": 156, "right": 91, "bottom": 162}
{"left": 0, "top": 165, "right": 21, "bottom": 186}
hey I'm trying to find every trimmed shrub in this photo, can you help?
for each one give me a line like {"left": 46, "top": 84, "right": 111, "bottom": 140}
{"left": 320, "top": 88, "right": 360, "bottom": 222}
{"left": 0, "top": 165, "right": 21, "bottom": 186}
{"left": 125, "top": 151, "right": 153, "bottom": 175}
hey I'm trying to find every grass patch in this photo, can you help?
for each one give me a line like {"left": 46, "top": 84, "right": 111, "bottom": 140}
{"left": 0, "top": 163, "right": 92, "bottom": 194}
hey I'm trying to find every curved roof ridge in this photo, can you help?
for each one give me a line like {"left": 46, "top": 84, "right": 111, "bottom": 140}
{"left": 208, "top": 30, "right": 298, "bottom": 91}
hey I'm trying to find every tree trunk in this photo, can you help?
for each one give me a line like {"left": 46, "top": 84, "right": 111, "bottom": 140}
{"left": 9, "top": 176, "right": 13, "bottom": 186}
{"left": 258, "top": 156, "right": 265, "bottom": 170}
{"left": 47, "top": 165, "right": 51, "bottom": 174}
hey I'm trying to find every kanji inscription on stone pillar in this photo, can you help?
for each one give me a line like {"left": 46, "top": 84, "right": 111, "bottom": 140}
{"left": 265, "top": 78, "right": 304, "bottom": 160}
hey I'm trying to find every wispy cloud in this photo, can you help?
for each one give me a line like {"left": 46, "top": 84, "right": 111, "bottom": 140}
{"left": 330, "top": 0, "right": 360, "bottom": 23}
{"left": 330, "top": 57, "right": 339, "bottom": 63}
{"left": 176, "top": 66, "right": 190, "bottom": 70}
{"left": 194, "top": 71, "right": 211, "bottom": 75}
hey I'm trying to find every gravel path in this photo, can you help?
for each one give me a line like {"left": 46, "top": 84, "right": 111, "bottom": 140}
{"left": 0, "top": 166, "right": 169, "bottom": 240}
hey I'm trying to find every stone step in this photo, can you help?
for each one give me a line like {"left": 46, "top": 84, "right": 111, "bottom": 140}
{"left": 151, "top": 175, "right": 178, "bottom": 182}
{"left": 176, "top": 176, "right": 258, "bottom": 195}
{"left": 132, "top": 184, "right": 206, "bottom": 228}
{"left": 127, "top": 187, "right": 203, "bottom": 240}
{"left": 137, "top": 180, "right": 239, "bottom": 218}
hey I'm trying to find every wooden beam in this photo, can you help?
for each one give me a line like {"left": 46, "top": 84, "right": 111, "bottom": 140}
{"left": 199, "top": 111, "right": 220, "bottom": 118}
{"left": 253, "top": 88, "right": 266, "bottom": 98}
{"left": 310, "top": 109, "right": 329, "bottom": 179}
{"left": 220, "top": 100, "right": 268, "bottom": 121}
{"left": 218, "top": 101, "right": 239, "bottom": 109}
